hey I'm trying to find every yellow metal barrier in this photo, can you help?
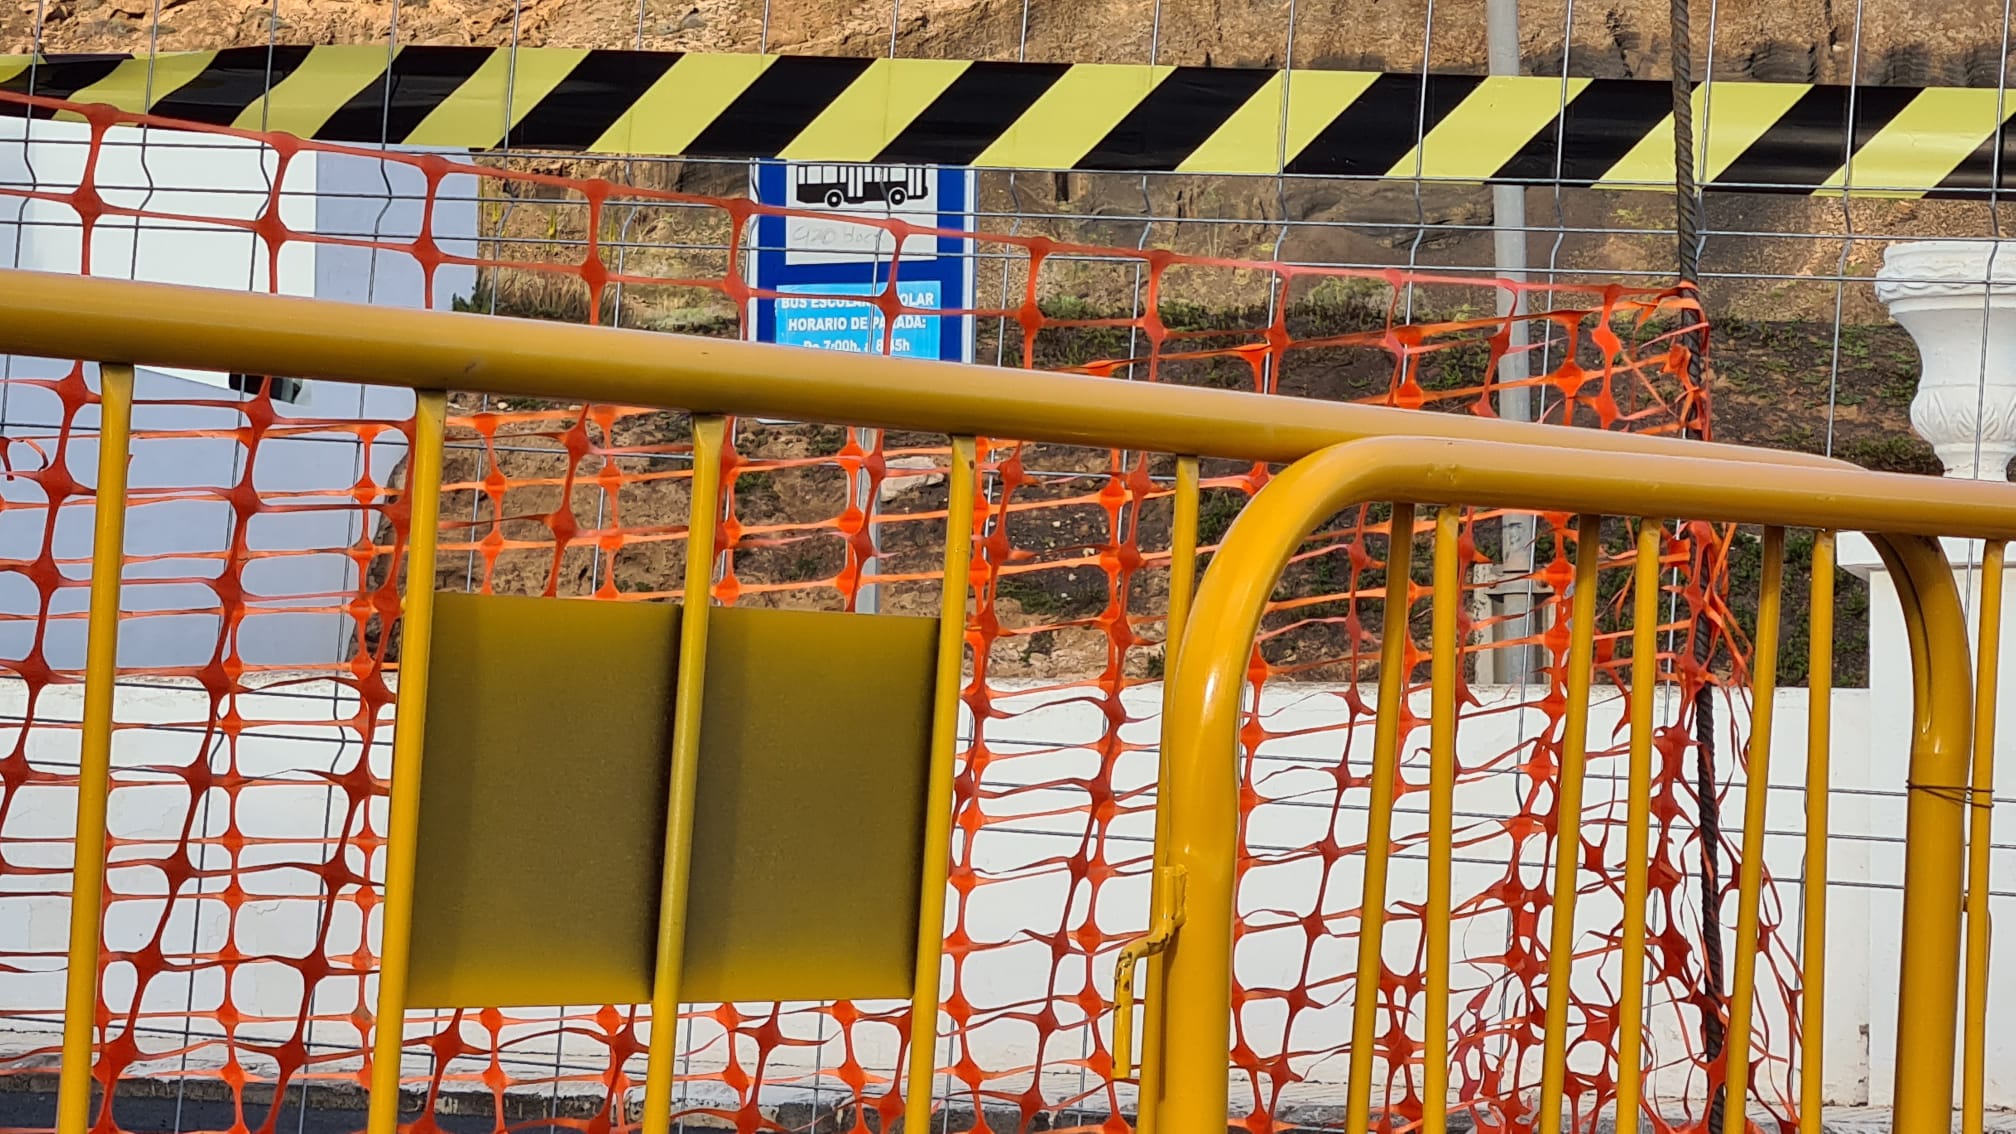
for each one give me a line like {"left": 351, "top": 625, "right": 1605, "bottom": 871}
{"left": 1154, "top": 435, "right": 1996, "bottom": 1134}
{"left": 4, "top": 267, "right": 2009, "bottom": 1134}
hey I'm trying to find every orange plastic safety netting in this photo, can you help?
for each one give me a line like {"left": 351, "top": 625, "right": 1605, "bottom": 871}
{"left": 0, "top": 94, "right": 1794, "bottom": 1134}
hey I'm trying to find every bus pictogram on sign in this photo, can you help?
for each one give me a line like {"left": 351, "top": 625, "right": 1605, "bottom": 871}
{"left": 792, "top": 164, "right": 933, "bottom": 209}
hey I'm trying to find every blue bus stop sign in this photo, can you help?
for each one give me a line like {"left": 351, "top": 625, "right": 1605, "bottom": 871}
{"left": 747, "top": 162, "right": 975, "bottom": 365}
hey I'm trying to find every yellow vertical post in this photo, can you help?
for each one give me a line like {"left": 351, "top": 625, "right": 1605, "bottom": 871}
{"left": 1721, "top": 527, "right": 1784, "bottom": 1134}
{"left": 56, "top": 362, "right": 136, "bottom": 1134}
{"left": 640, "top": 414, "right": 727, "bottom": 1134}
{"left": 1614, "top": 520, "right": 1664, "bottom": 1133}
{"left": 1536, "top": 514, "right": 1604, "bottom": 1134}
{"left": 1962, "top": 539, "right": 2003, "bottom": 1134}
{"left": 1884, "top": 535, "right": 1972, "bottom": 1134}
{"left": 1137, "top": 453, "right": 1199, "bottom": 1134}
{"left": 902, "top": 436, "right": 978, "bottom": 1134}
{"left": 1343, "top": 503, "right": 1416, "bottom": 1134}
{"left": 1799, "top": 532, "right": 1834, "bottom": 1134}
{"left": 366, "top": 389, "right": 448, "bottom": 1134}
{"left": 1165, "top": 457, "right": 1202, "bottom": 671}
{"left": 1422, "top": 508, "right": 1463, "bottom": 1134}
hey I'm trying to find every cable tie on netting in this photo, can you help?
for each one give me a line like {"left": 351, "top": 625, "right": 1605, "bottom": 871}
{"left": 1903, "top": 781, "right": 1997, "bottom": 809}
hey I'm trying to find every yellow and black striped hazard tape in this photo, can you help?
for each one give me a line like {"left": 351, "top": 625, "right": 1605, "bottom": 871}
{"left": 2, "top": 46, "right": 2010, "bottom": 196}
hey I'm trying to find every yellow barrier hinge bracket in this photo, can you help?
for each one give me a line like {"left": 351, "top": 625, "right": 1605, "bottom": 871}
{"left": 1111, "top": 864, "right": 1186, "bottom": 1080}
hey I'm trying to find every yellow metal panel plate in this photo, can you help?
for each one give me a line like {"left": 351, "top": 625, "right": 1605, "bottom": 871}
{"left": 407, "top": 596, "right": 938, "bottom": 1009}
{"left": 409, "top": 592, "right": 678, "bottom": 1009}
{"left": 682, "top": 605, "right": 939, "bottom": 1003}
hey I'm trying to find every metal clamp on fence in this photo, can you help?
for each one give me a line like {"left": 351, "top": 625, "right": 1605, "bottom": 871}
{"left": 1111, "top": 864, "right": 1186, "bottom": 1080}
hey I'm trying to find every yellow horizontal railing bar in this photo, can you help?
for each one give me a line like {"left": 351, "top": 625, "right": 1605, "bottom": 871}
{"left": 10, "top": 273, "right": 2016, "bottom": 540}
{"left": 1155, "top": 434, "right": 1976, "bottom": 1134}
{"left": 0, "top": 267, "right": 1880, "bottom": 476}
{"left": 1234, "top": 437, "right": 2016, "bottom": 541}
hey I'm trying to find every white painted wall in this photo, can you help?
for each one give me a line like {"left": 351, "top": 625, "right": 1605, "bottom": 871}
{"left": 0, "top": 672, "right": 2007, "bottom": 1114}
{"left": 0, "top": 119, "right": 480, "bottom": 670}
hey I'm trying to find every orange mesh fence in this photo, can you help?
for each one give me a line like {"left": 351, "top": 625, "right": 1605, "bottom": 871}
{"left": 0, "top": 95, "right": 1792, "bottom": 1134}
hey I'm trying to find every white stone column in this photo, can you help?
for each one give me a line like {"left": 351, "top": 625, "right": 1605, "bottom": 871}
{"left": 1837, "top": 239, "right": 2016, "bottom": 1109}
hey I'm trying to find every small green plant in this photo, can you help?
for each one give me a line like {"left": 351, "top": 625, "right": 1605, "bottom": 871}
{"left": 808, "top": 425, "right": 849, "bottom": 457}
{"left": 1039, "top": 294, "right": 1101, "bottom": 322}
{"left": 1159, "top": 299, "right": 1215, "bottom": 332}
{"left": 1198, "top": 490, "right": 1245, "bottom": 546}
{"left": 1423, "top": 344, "right": 1489, "bottom": 391}
{"left": 1878, "top": 368, "right": 1918, "bottom": 404}
{"left": 1298, "top": 275, "right": 1389, "bottom": 315}
{"left": 1841, "top": 435, "right": 1941, "bottom": 475}
{"left": 996, "top": 574, "right": 1063, "bottom": 616}
{"left": 733, "top": 470, "right": 783, "bottom": 513}
{"left": 1776, "top": 423, "right": 1820, "bottom": 452}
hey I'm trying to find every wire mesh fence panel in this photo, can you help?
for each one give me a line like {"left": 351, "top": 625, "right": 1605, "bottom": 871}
{"left": 0, "top": 90, "right": 1844, "bottom": 1134}
{"left": 8, "top": 0, "right": 2016, "bottom": 1125}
